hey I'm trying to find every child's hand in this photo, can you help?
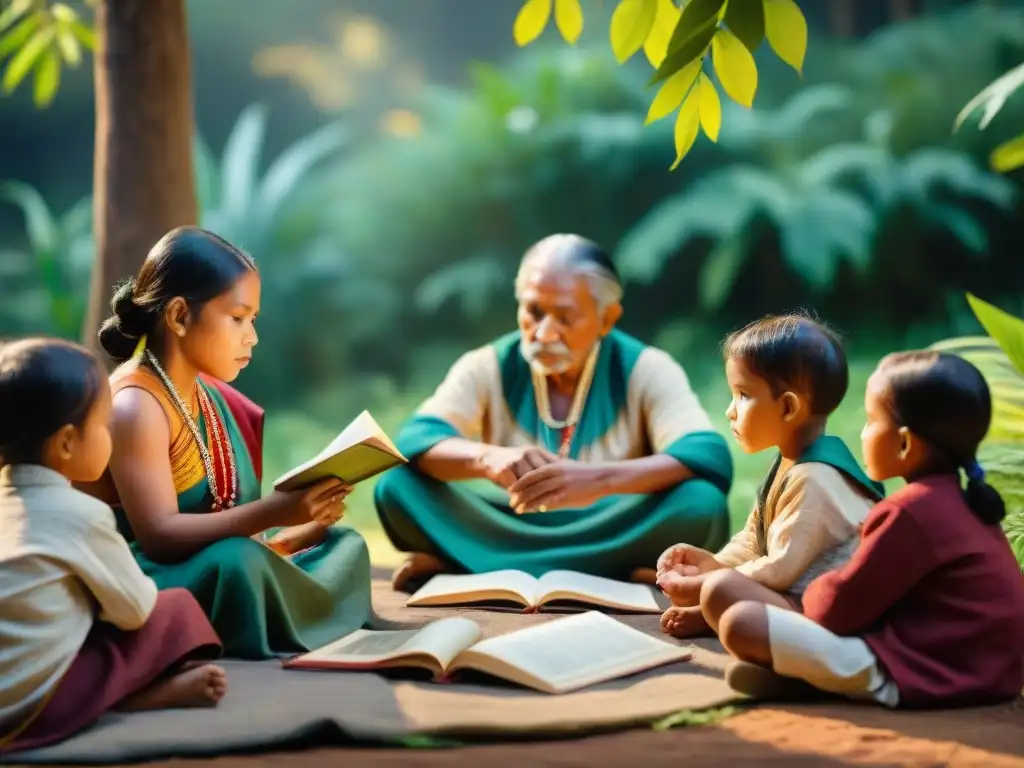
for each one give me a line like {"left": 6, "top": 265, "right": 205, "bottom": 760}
{"left": 656, "top": 570, "right": 703, "bottom": 607}
{"left": 656, "top": 543, "right": 721, "bottom": 578}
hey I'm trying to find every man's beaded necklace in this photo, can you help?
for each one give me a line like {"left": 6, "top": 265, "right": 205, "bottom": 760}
{"left": 143, "top": 350, "right": 238, "bottom": 511}
{"left": 530, "top": 341, "right": 600, "bottom": 459}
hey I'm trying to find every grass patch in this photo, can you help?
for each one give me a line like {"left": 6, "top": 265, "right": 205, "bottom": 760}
{"left": 651, "top": 705, "right": 740, "bottom": 731}
{"left": 261, "top": 355, "right": 889, "bottom": 566}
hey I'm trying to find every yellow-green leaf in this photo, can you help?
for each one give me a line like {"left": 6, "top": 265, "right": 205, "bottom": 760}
{"left": 554, "top": 0, "right": 583, "bottom": 44}
{"left": 33, "top": 48, "right": 59, "bottom": 107}
{"left": 967, "top": 293, "right": 1024, "bottom": 376}
{"left": 643, "top": 0, "right": 682, "bottom": 67}
{"left": 0, "top": 0, "right": 32, "bottom": 36}
{"left": 56, "top": 25, "right": 81, "bottom": 66}
{"left": 666, "top": 0, "right": 726, "bottom": 56}
{"left": 764, "top": 0, "right": 807, "bottom": 75}
{"left": 513, "top": 0, "right": 552, "bottom": 46}
{"left": 724, "top": 0, "right": 765, "bottom": 52}
{"left": 2, "top": 25, "right": 55, "bottom": 94}
{"left": 50, "top": 3, "right": 78, "bottom": 23}
{"left": 0, "top": 14, "right": 40, "bottom": 58}
{"left": 697, "top": 72, "right": 721, "bottom": 141}
{"left": 711, "top": 27, "right": 758, "bottom": 107}
{"left": 990, "top": 133, "right": 1024, "bottom": 173}
{"left": 651, "top": 20, "right": 715, "bottom": 85}
{"left": 645, "top": 58, "right": 701, "bottom": 125}
{"left": 670, "top": 89, "right": 701, "bottom": 171}
{"left": 67, "top": 20, "right": 95, "bottom": 50}
{"left": 610, "top": 0, "right": 658, "bottom": 64}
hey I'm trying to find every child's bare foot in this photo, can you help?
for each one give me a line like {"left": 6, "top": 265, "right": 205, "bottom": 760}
{"left": 118, "top": 664, "right": 227, "bottom": 712}
{"left": 391, "top": 552, "right": 451, "bottom": 593}
{"left": 660, "top": 606, "right": 712, "bottom": 639}
{"left": 630, "top": 567, "right": 657, "bottom": 585}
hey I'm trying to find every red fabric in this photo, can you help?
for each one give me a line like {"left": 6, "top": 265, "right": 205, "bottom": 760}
{"left": 202, "top": 375, "right": 265, "bottom": 483}
{"left": 802, "top": 474, "right": 1024, "bottom": 708}
{"left": 2, "top": 588, "right": 221, "bottom": 754}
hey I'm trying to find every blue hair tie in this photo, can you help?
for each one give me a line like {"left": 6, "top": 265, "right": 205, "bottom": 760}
{"left": 964, "top": 459, "right": 985, "bottom": 483}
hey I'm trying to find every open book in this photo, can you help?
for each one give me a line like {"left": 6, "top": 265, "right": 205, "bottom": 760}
{"left": 406, "top": 570, "right": 666, "bottom": 614}
{"left": 283, "top": 611, "right": 692, "bottom": 694}
{"left": 273, "top": 410, "right": 407, "bottom": 492}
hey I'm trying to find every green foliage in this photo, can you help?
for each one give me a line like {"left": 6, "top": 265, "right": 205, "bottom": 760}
{"left": 956, "top": 62, "right": 1024, "bottom": 173}
{"left": 513, "top": 0, "right": 808, "bottom": 168}
{"left": 931, "top": 295, "right": 1024, "bottom": 572}
{"left": 0, "top": 102, "right": 351, "bottom": 406}
{"left": 309, "top": 46, "right": 685, "bottom": 371}
{"left": 0, "top": 0, "right": 93, "bottom": 107}
{"left": 0, "top": 180, "right": 92, "bottom": 337}
{"left": 963, "top": 293, "right": 1024, "bottom": 377}
{"left": 617, "top": 84, "right": 1014, "bottom": 312}
{"left": 651, "top": 705, "right": 738, "bottom": 731}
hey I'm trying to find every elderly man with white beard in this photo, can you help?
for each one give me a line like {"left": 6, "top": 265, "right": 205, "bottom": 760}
{"left": 374, "top": 234, "right": 734, "bottom": 592}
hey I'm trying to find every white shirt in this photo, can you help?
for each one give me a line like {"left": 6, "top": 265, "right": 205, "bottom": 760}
{"left": 0, "top": 465, "right": 158, "bottom": 724}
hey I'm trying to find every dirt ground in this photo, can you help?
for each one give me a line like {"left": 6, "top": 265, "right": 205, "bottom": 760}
{"left": 11, "top": 567, "right": 1023, "bottom": 768}
{"left": 85, "top": 697, "right": 1024, "bottom": 768}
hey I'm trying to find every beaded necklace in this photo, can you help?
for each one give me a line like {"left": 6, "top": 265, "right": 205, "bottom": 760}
{"left": 144, "top": 350, "right": 238, "bottom": 510}
{"left": 530, "top": 341, "right": 600, "bottom": 459}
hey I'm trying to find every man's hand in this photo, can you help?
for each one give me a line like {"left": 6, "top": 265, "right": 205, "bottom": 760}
{"left": 476, "top": 445, "right": 559, "bottom": 490}
{"left": 507, "top": 460, "right": 604, "bottom": 514}
{"left": 655, "top": 543, "right": 722, "bottom": 579}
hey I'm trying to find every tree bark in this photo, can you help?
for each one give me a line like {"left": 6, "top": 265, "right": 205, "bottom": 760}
{"left": 83, "top": 0, "right": 197, "bottom": 358}
{"left": 830, "top": 0, "right": 856, "bottom": 38}
{"left": 889, "top": 0, "right": 919, "bottom": 21}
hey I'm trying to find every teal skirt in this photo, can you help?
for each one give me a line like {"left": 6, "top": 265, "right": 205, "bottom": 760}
{"left": 130, "top": 526, "right": 373, "bottom": 660}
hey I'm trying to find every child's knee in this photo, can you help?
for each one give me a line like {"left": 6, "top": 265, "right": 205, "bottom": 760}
{"left": 699, "top": 568, "right": 742, "bottom": 619}
{"left": 718, "top": 601, "right": 771, "bottom": 665}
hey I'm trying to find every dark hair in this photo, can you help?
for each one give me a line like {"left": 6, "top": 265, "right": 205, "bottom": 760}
{"left": 0, "top": 338, "right": 105, "bottom": 466}
{"left": 723, "top": 312, "right": 848, "bottom": 416}
{"left": 875, "top": 351, "right": 1005, "bottom": 525}
{"left": 98, "top": 227, "right": 258, "bottom": 362}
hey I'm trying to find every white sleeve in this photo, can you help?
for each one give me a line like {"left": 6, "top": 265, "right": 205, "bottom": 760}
{"left": 70, "top": 506, "right": 158, "bottom": 631}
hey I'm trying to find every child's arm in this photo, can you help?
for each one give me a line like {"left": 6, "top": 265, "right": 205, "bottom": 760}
{"left": 714, "top": 506, "right": 760, "bottom": 567}
{"left": 803, "top": 503, "right": 934, "bottom": 636}
{"left": 70, "top": 504, "right": 159, "bottom": 631}
{"left": 730, "top": 470, "right": 861, "bottom": 592}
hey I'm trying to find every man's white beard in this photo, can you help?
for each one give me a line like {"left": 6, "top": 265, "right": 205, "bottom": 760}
{"left": 521, "top": 339, "right": 573, "bottom": 376}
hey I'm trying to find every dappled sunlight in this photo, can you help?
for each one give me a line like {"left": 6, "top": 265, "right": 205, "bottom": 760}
{"left": 721, "top": 707, "right": 1024, "bottom": 766}
{"left": 3, "top": 1, "right": 1024, "bottom": 761}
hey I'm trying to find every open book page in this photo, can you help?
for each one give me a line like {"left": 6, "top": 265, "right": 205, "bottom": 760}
{"left": 273, "top": 410, "right": 407, "bottom": 491}
{"left": 535, "top": 570, "right": 663, "bottom": 613}
{"left": 405, "top": 570, "right": 540, "bottom": 608}
{"left": 450, "top": 611, "right": 692, "bottom": 694}
{"left": 317, "top": 411, "right": 382, "bottom": 460}
{"left": 283, "top": 617, "right": 482, "bottom": 674}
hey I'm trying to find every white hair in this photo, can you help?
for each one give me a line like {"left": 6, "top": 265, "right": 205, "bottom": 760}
{"left": 513, "top": 234, "right": 623, "bottom": 310}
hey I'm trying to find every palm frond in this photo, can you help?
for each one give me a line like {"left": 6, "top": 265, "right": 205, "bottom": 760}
{"left": 219, "top": 103, "right": 268, "bottom": 224}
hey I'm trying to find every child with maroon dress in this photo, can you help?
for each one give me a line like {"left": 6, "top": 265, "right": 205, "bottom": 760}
{"left": 0, "top": 339, "right": 226, "bottom": 754}
{"left": 712, "top": 351, "right": 1024, "bottom": 707}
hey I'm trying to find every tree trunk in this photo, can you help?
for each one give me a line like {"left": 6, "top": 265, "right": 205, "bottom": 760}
{"left": 889, "top": 0, "right": 919, "bottom": 21}
{"left": 83, "top": 0, "right": 197, "bottom": 358}
{"left": 830, "top": 0, "right": 856, "bottom": 37}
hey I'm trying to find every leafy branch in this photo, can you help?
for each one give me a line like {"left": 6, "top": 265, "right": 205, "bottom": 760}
{"left": 955, "top": 62, "right": 1024, "bottom": 174}
{"left": 512, "top": 0, "right": 808, "bottom": 168}
{"left": 0, "top": 0, "right": 94, "bottom": 107}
